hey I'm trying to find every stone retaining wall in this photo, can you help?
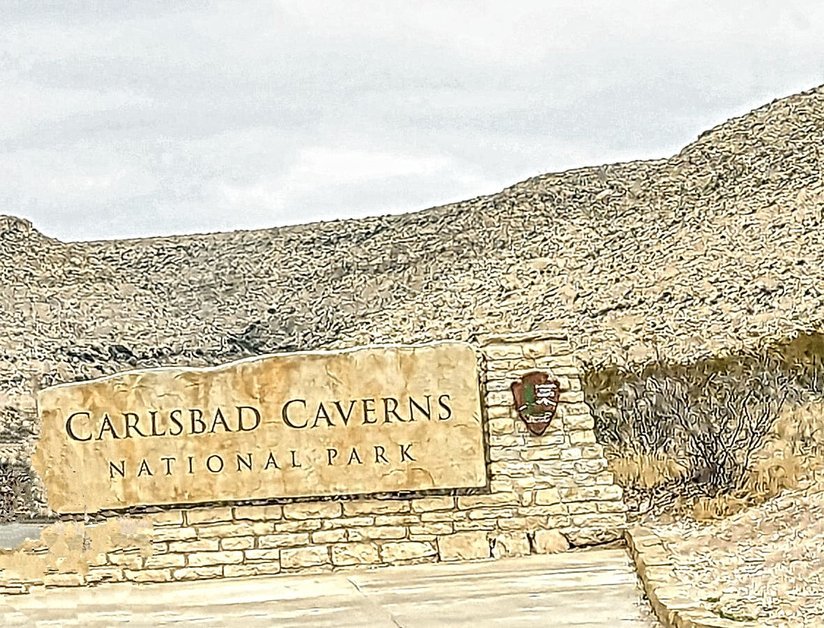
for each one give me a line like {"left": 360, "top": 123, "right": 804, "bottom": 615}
{"left": 0, "top": 330, "right": 626, "bottom": 593}
{"left": 626, "top": 527, "right": 751, "bottom": 628}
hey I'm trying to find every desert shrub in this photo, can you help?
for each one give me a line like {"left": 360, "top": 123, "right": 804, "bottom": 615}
{"left": 742, "top": 443, "right": 801, "bottom": 500}
{"left": 584, "top": 332, "right": 824, "bottom": 516}
{"left": 690, "top": 494, "right": 750, "bottom": 520}
{"left": 683, "top": 443, "right": 803, "bottom": 520}
{"left": 669, "top": 404, "right": 824, "bottom": 520}
{"left": 0, "top": 463, "right": 32, "bottom": 522}
{"left": 609, "top": 452, "right": 688, "bottom": 489}
{"left": 770, "top": 401, "right": 824, "bottom": 461}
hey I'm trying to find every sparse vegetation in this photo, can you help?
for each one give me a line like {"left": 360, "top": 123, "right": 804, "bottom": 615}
{"left": 609, "top": 452, "right": 688, "bottom": 489}
{"left": 0, "top": 463, "right": 32, "bottom": 522}
{"left": 585, "top": 332, "right": 824, "bottom": 519}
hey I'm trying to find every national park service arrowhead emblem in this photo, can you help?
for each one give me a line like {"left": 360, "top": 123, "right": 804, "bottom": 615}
{"left": 510, "top": 371, "right": 561, "bottom": 436}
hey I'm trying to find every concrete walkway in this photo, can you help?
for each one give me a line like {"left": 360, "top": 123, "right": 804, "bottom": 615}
{"left": 0, "top": 548, "right": 658, "bottom": 627}
{"left": 0, "top": 523, "right": 46, "bottom": 550}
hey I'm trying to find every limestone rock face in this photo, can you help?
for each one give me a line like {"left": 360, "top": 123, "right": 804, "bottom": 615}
{"left": 533, "top": 529, "right": 570, "bottom": 554}
{"left": 437, "top": 531, "right": 490, "bottom": 561}
{"left": 491, "top": 531, "right": 530, "bottom": 558}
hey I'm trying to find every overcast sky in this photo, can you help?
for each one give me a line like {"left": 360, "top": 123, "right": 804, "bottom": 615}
{"left": 1, "top": 1, "right": 823, "bottom": 242}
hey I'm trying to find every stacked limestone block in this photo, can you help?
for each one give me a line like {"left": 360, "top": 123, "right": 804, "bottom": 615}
{"left": 478, "top": 330, "right": 626, "bottom": 548}
{"left": 0, "top": 331, "right": 625, "bottom": 592}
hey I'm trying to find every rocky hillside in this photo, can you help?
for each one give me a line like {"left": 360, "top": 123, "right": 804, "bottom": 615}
{"left": 1, "top": 85, "right": 824, "bottom": 454}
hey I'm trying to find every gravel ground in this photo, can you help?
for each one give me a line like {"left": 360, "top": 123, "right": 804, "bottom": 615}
{"left": 651, "top": 477, "right": 824, "bottom": 626}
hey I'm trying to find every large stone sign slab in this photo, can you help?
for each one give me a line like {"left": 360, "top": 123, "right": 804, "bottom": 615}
{"left": 33, "top": 342, "right": 486, "bottom": 513}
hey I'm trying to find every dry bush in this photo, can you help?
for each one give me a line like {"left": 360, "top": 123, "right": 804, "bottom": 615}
{"left": 585, "top": 333, "right": 824, "bottom": 518}
{"left": 0, "top": 463, "right": 31, "bottom": 522}
{"left": 684, "top": 406, "right": 824, "bottom": 520}
{"left": 691, "top": 494, "right": 750, "bottom": 520}
{"left": 609, "top": 452, "right": 688, "bottom": 489}
{"left": 689, "top": 446, "right": 802, "bottom": 520}
{"left": 771, "top": 401, "right": 824, "bottom": 462}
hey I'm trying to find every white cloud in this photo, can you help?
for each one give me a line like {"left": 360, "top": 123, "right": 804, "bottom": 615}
{"left": 216, "top": 147, "right": 461, "bottom": 226}
{"left": 284, "top": 147, "right": 452, "bottom": 186}
{"left": 0, "top": 1, "right": 822, "bottom": 241}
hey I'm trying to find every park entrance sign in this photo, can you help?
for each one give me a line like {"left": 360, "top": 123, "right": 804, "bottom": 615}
{"left": 1, "top": 331, "right": 628, "bottom": 593}
{"left": 32, "top": 343, "right": 486, "bottom": 513}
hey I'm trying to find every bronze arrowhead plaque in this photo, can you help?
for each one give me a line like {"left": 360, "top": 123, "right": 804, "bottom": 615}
{"left": 510, "top": 371, "right": 561, "bottom": 436}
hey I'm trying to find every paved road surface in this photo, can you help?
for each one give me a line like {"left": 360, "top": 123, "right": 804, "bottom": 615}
{"left": 0, "top": 523, "right": 45, "bottom": 549}
{"left": 1, "top": 548, "right": 658, "bottom": 627}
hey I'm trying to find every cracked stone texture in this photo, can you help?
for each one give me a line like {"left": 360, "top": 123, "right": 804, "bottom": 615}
{"left": 2, "top": 85, "right": 824, "bottom": 515}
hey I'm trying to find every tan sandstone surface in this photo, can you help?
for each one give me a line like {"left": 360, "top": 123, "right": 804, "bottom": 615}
{"left": 33, "top": 343, "right": 485, "bottom": 513}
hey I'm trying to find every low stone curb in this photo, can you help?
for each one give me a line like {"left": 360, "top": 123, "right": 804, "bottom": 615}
{"left": 625, "top": 526, "right": 755, "bottom": 628}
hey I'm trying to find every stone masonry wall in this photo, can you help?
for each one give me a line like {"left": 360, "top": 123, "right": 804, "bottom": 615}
{"left": 0, "top": 330, "right": 625, "bottom": 593}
